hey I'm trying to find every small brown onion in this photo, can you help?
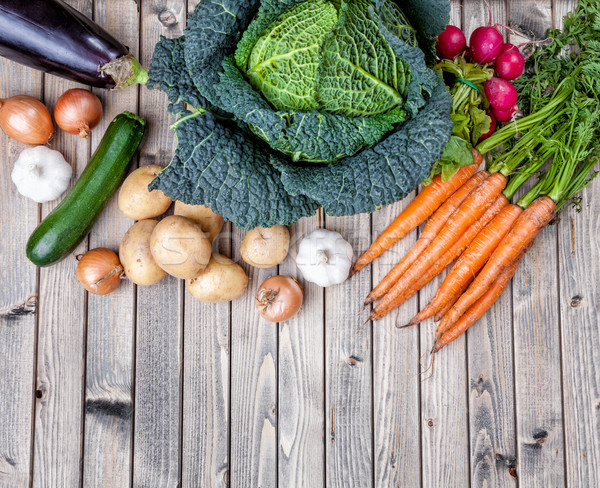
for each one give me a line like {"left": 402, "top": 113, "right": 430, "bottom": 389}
{"left": 75, "top": 248, "right": 124, "bottom": 295}
{"left": 0, "top": 95, "right": 54, "bottom": 145}
{"left": 54, "top": 88, "right": 103, "bottom": 138}
{"left": 256, "top": 275, "right": 303, "bottom": 323}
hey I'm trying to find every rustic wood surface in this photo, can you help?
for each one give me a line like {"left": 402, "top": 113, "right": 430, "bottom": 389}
{"left": 0, "top": 0, "right": 598, "bottom": 487}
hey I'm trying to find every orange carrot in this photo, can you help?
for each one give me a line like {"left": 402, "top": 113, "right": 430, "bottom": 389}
{"left": 434, "top": 289, "right": 464, "bottom": 322}
{"left": 408, "top": 204, "right": 523, "bottom": 327}
{"left": 364, "top": 171, "right": 489, "bottom": 305}
{"left": 432, "top": 244, "right": 530, "bottom": 353}
{"left": 438, "top": 196, "right": 556, "bottom": 332}
{"left": 371, "top": 194, "right": 508, "bottom": 321}
{"left": 352, "top": 155, "right": 482, "bottom": 275}
{"left": 370, "top": 172, "right": 508, "bottom": 320}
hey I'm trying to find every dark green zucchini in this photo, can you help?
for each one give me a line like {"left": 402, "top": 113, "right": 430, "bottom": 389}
{"left": 26, "top": 111, "right": 146, "bottom": 267}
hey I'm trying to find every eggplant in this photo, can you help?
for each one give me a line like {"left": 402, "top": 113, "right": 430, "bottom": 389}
{"left": 0, "top": 0, "right": 147, "bottom": 89}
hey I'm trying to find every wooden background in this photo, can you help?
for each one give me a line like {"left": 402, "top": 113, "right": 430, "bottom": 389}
{"left": 0, "top": 0, "right": 598, "bottom": 486}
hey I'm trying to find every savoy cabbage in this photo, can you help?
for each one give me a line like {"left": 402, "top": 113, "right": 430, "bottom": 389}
{"left": 148, "top": 0, "right": 453, "bottom": 228}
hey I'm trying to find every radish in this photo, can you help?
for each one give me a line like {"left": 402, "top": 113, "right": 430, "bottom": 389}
{"left": 492, "top": 105, "right": 518, "bottom": 122}
{"left": 495, "top": 48, "right": 525, "bottom": 80}
{"left": 502, "top": 43, "right": 516, "bottom": 53}
{"left": 484, "top": 78, "right": 518, "bottom": 111}
{"left": 436, "top": 25, "right": 467, "bottom": 59}
{"left": 469, "top": 26, "right": 505, "bottom": 64}
{"left": 478, "top": 110, "right": 497, "bottom": 142}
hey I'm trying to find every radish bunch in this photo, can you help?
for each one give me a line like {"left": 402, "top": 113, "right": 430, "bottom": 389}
{"left": 436, "top": 23, "right": 526, "bottom": 132}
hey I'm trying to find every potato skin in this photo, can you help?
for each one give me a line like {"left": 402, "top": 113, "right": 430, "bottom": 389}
{"left": 150, "top": 215, "right": 212, "bottom": 279}
{"left": 186, "top": 254, "right": 248, "bottom": 303}
{"left": 240, "top": 226, "right": 290, "bottom": 269}
{"left": 118, "top": 165, "right": 172, "bottom": 220}
{"left": 119, "top": 220, "right": 166, "bottom": 286}
{"left": 174, "top": 201, "right": 224, "bottom": 243}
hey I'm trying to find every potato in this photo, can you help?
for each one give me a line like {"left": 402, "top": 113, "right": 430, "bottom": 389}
{"left": 118, "top": 165, "right": 172, "bottom": 220}
{"left": 240, "top": 225, "right": 290, "bottom": 268}
{"left": 150, "top": 215, "right": 212, "bottom": 279}
{"left": 186, "top": 254, "right": 248, "bottom": 302}
{"left": 119, "top": 220, "right": 166, "bottom": 286}
{"left": 174, "top": 201, "right": 224, "bottom": 242}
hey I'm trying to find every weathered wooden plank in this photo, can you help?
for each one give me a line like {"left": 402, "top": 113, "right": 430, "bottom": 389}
{"left": 278, "top": 214, "right": 325, "bottom": 488}
{"left": 507, "top": 2, "right": 566, "bottom": 486}
{"left": 132, "top": 1, "right": 185, "bottom": 486}
{"left": 82, "top": 0, "right": 139, "bottom": 486}
{"left": 229, "top": 226, "right": 278, "bottom": 488}
{"left": 325, "top": 214, "right": 373, "bottom": 487}
{"left": 0, "top": 61, "right": 41, "bottom": 488}
{"left": 30, "top": 1, "right": 91, "bottom": 485}
{"left": 461, "top": 1, "right": 519, "bottom": 486}
{"left": 179, "top": 0, "right": 230, "bottom": 484}
{"left": 554, "top": 1, "right": 600, "bottom": 486}
{"left": 417, "top": 3, "right": 470, "bottom": 486}
{"left": 371, "top": 194, "right": 421, "bottom": 487}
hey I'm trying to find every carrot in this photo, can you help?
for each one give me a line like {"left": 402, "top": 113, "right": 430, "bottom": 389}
{"left": 408, "top": 204, "right": 523, "bottom": 327}
{"left": 369, "top": 172, "right": 508, "bottom": 320}
{"left": 352, "top": 155, "right": 482, "bottom": 275}
{"left": 437, "top": 196, "right": 556, "bottom": 332}
{"left": 434, "top": 290, "right": 464, "bottom": 322}
{"left": 371, "top": 194, "right": 508, "bottom": 321}
{"left": 432, "top": 245, "right": 530, "bottom": 353}
{"left": 364, "top": 171, "right": 489, "bottom": 305}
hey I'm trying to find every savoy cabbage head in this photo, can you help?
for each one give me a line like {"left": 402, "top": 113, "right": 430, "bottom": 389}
{"left": 148, "top": 0, "right": 453, "bottom": 228}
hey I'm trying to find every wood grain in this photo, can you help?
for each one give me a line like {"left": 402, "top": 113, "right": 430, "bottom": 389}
{"left": 325, "top": 213, "right": 373, "bottom": 487}
{"left": 82, "top": 0, "right": 139, "bottom": 486}
{"left": 30, "top": 1, "right": 91, "bottom": 485}
{"left": 177, "top": 3, "right": 230, "bottom": 486}
{"left": 554, "top": 1, "right": 600, "bottom": 486}
{"left": 229, "top": 226, "right": 278, "bottom": 488}
{"left": 370, "top": 195, "right": 421, "bottom": 488}
{"left": 278, "top": 214, "right": 325, "bottom": 488}
{"left": 417, "top": 3, "right": 470, "bottom": 487}
{"left": 132, "top": 1, "right": 186, "bottom": 486}
{"left": 507, "top": 2, "right": 566, "bottom": 486}
{"left": 0, "top": 61, "right": 41, "bottom": 488}
{"left": 461, "top": 1, "right": 519, "bottom": 486}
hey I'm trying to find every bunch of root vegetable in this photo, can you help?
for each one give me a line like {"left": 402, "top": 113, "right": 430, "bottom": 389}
{"left": 353, "top": 75, "right": 598, "bottom": 353}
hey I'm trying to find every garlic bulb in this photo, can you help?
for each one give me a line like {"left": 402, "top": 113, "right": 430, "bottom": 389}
{"left": 296, "top": 229, "right": 353, "bottom": 287}
{"left": 11, "top": 146, "right": 72, "bottom": 203}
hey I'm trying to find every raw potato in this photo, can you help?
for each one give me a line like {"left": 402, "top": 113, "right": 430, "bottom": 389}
{"left": 240, "top": 226, "right": 290, "bottom": 268}
{"left": 118, "top": 165, "right": 172, "bottom": 220}
{"left": 119, "top": 220, "right": 166, "bottom": 286}
{"left": 187, "top": 254, "right": 248, "bottom": 303}
{"left": 150, "top": 215, "right": 211, "bottom": 279}
{"left": 174, "top": 201, "right": 224, "bottom": 242}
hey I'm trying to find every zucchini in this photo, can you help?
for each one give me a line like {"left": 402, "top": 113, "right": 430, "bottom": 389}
{"left": 26, "top": 111, "right": 146, "bottom": 267}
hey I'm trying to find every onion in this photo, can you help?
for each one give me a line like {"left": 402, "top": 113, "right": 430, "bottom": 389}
{"left": 54, "top": 88, "right": 103, "bottom": 138}
{"left": 0, "top": 95, "right": 54, "bottom": 145}
{"left": 75, "top": 248, "right": 124, "bottom": 295}
{"left": 256, "top": 275, "right": 303, "bottom": 322}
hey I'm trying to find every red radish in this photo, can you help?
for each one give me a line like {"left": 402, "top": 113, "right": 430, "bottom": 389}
{"left": 464, "top": 47, "right": 472, "bottom": 62}
{"left": 502, "top": 43, "right": 517, "bottom": 53}
{"left": 484, "top": 78, "right": 518, "bottom": 111}
{"left": 478, "top": 110, "right": 497, "bottom": 142}
{"left": 436, "top": 25, "right": 467, "bottom": 59}
{"left": 492, "top": 105, "right": 518, "bottom": 122}
{"left": 469, "top": 26, "right": 505, "bottom": 64}
{"left": 495, "top": 48, "right": 525, "bottom": 80}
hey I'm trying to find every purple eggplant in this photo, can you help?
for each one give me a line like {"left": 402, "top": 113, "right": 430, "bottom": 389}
{"left": 0, "top": 0, "right": 147, "bottom": 89}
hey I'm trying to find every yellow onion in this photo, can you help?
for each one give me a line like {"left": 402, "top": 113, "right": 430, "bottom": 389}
{"left": 0, "top": 95, "right": 54, "bottom": 145}
{"left": 54, "top": 88, "right": 103, "bottom": 138}
{"left": 256, "top": 275, "right": 303, "bottom": 322}
{"left": 75, "top": 248, "right": 124, "bottom": 295}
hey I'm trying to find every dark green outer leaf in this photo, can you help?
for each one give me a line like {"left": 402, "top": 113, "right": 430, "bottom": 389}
{"left": 148, "top": 111, "right": 320, "bottom": 229}
{"left": 147, "top": 36, "right": 212, "bottom": 115}
{"left": 275, "top": 81, "right": 454, "bottom": 215}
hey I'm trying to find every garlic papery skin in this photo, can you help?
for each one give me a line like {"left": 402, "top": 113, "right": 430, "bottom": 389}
{"left": 296, "top": 229, "right": 353, "bottom": 287}
{"left": 11, "top": 146, "right": 72, "bottom": 203}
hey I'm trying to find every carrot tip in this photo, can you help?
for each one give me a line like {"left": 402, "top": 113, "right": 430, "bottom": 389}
{"left": 396, "top": 321, "right": 415, "bottom": 329}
